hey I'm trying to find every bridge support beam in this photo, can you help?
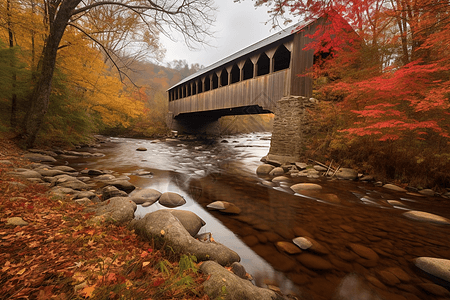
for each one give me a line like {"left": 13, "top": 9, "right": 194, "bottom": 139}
{"left": 268, "top": 96, "right": 318, "bottom": 163}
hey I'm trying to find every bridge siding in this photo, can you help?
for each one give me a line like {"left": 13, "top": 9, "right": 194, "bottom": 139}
{"left": 169, "top": 70, "right": 290, "bottom": 116}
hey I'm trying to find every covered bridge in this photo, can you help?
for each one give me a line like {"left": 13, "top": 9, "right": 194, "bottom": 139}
{"left": 167, "top": 16, "right": 329, "bottom": 124}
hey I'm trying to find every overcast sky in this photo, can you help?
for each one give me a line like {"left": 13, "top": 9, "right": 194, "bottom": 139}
{"left": 159, "top": 0, "right": 286, "bottom": 67}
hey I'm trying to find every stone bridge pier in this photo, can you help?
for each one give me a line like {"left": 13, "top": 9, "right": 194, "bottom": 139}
{"left": 267, "top": 96, "right": 318, "bottom": 163}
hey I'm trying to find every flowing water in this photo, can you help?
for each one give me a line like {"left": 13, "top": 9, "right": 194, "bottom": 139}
{"left": 65, "top": 133, "right": 450, "bottom": 300}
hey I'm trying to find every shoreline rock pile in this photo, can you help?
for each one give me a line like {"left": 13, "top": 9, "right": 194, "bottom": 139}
{"left": 5, "top": 147, "right": 285, "bottom": 300}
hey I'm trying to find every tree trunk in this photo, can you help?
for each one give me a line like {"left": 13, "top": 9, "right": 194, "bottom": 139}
{"left": 23, "top": 0, "right": 81, "bottom": 148}
{"left": 7, "top": 0, "right": 17, "bottom": 128}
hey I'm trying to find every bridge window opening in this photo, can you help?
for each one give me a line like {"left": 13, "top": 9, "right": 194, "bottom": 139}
{"left": 204, "top": 76, "right": 211, "bottom": 91}
{"left": 198, "top": 80, "right": 203, "bottom": 93}
{"left": 273, "top": 45, "right": 291, "bottom": 72}
{"left": 212, "top": 73, "right": 218, "bottom": 89}
{"left": 220, "top": 68, "right": 228, "bottom": 86}
{"left": 257, "top": 53, "right": 270, "bottom": 76}
{"left": 187, "top": 84, "right": 192, "bottom": 97}
{"left": 230, "top": 64, "right": 240, "bottom": 84}
{"left": 243, "top": 58, "right": 254, "bottom": 80}
{"left": 182, "top": 86, "right": 186, "bottom": 98}
{"left": 177, "top": 88, "right": 181, "bottom": 99}
{"left": 192, "top": 82, "right": 197, "bottom": 95}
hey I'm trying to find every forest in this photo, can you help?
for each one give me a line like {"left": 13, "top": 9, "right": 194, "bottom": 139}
{"left": 253, "top": 0, "right": 450, "bottom": 188}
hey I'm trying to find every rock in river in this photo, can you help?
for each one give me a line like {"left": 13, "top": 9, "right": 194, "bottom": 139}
{"left": 414, "top": 257, "right": 450, "bottom": 283}
{"left": 403, "top": 210, "right": 450, "bottom": 225}
{"left": 256, "top": 164, "right": 275, "bottom": 175}
{"left": 290, "top": 183, "right": 322, "bottom": 193}
{"left": 207, "top": 201, "right": 241, "bottom": 214}
{"left": 158, "top": 192, "right": 186, "bottom": 208}
{"left": 130, "top": 188, "right": 162, "bottom": 205}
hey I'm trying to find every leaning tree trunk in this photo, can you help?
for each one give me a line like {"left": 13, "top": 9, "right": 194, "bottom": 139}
{"left": 23, "top": 0, "right": 81, "bottom": 148}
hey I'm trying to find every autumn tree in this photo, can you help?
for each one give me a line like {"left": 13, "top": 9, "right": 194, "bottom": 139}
{"left": 20, "top": 0, "right": 215, "bottom": 147}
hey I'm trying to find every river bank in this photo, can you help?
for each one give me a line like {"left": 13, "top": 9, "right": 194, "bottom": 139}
{"left": 0, "top": 137, "right": 211, "bottom": 300}
{"left": 3, "top": 134, "right": 450, "bottom": 300}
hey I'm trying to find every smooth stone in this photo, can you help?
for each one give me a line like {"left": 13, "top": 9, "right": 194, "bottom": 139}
{"left": 200, "top": 261, "right": 283, "bottom": 299}
{"left": 321, "top": 193, "right": 341, "bottom": 204}
{"left": 293, "top": 237, "right": 312, "bottom": 250}
{"left": 230, "top": 262, "right": 248, "bottom": 279}
{"left": 403, "top": 211, "right": 450, "bottom": 225}
{"left": 58, "top": 179, "right": 88, "bottom": 191}
{"left": 8, "top": 170, "right": 42, "bottom": 179}
{"left": 87, "top": 169, "right": 104, "bottom": 175}
{"left": 105, "top": 179, "right": 136, "bottom": 193}
{"left": 131, "top": 210, "right": 240, "bottom": 266}
{"left": 259, "top": 180, "right": 277, "bottom": 187}
{"left": 207, "top": 201, "right": 241, "bottom": 214}
{"left": 290, "top": 183, "right": 322, "bottom": 193}
{"left": 313, "top": 165, "right": 328, "bottom": 171}
{"left": 419, "top": 189, "right": 435, "bottom": 196}
{"left": 141, "top": 201, "right": 153, "bottom": 207}
{"left": 130, "top": 188, "right": 162, "bottom": 204}
{"left": 336, "top": 168, "right": 358, "bottom": 180}
{"left": 75, "top": 198, "right": 92, "bottom": 206}
{"left": 295, "top": 162, "right": 308, "bottom": 169}
{"left": 95, "top": 174, "right": 116, "bottom": 181}
{"left": 275, "top": 241, "right": 302, "bottom": 254}
{"left": 136, "top": 147, "right": 147, "bottom": 151}
{"left": 23, "top": 153, "right": 56, "bottom": 162}
{"left": 36, "top": 169, "right": 66, "bottom": 177}
{"left": 72, "top": 191, "right": 96, "bottom": 200}
{"left": 348, "top": 243, "right": 379, "bottom": 261}
{"left": 387, "top": 200, "right": 407, "bottom": 207}
{"left": 386, "top": 267, "right": 411, "bottom": 282}
{"left": 269, "top": 167, "right": 285, "bottom": 176}
{"left": 52, "top": 165, "right": 77, "bottom": 172}
{"left": 158, "top": 192, "right": 186, "bottom": 208}
{"left": 296, "top": 253, "right": 334, "bottom": 270}
{"left": 418, "top": 283, "right": 450, "bottom": 297}
{"left": 169, "top": 210, "right": 206, "bottom": 237}
{"left": 256, "top": 164, "right": 275, "bottom": 175}
{"left": 102, "top": 185, "right": 128, "bottom": 200}
{"left": 6, "top": 217, "right": 28, "bottom": 226}
{"left": 377, "top": 270, "right": 400, "bottom": 286}
{"left": 0, "top": 160, "right": 13, "bottom": 165}
{"left": 414, "top": 257, "right": 450, "bottom": 282}
{"left": 93, "top": 197, "right": 137, "bottom": 224}
{"left": 383, "top": 184, "right": 407, "bottom": 192}
{"left": 272, "top": 176, "right": 290, "bottom": 183}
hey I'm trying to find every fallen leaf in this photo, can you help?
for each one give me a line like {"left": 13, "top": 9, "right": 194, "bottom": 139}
{"left": 142, "top": 262, "right": 150, "bottom": 267}
{"left": 17, "top": 268, "right": 26, "bottom": 275}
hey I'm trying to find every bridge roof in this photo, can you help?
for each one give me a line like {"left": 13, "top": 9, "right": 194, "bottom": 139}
{"left": 168, "top": 18, "right": 316, "bottom": 90}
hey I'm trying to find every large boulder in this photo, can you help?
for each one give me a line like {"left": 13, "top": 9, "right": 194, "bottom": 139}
{"left": 200, "top": 261, "right": 284, "bottom": 300}
{"left": 130, "top": 188, "right": 162, "bottom": 205}
{"left": 93, "top": 197, "right": 137, "bottom": 224}
{"left": 169, "top": 210, "right": 206, "bottom": 237}
{"left": 8, "top": 170, "right": 42, "bottom": 179}
{"left": 57, "top": 179, "right": 88, "bottom": 191}
{"left": 131, "top": 210, "right": 240, "bottom": 266}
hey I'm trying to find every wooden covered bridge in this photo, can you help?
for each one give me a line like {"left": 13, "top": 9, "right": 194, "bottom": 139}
{"left": 166, "top": 15, "right": 340, "bottom": 160}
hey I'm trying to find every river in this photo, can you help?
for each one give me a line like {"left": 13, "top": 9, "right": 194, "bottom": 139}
{"left": 65, "top": 133, "right": 450, "bottom": 300}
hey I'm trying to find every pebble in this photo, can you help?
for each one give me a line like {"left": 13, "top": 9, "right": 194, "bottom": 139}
{"left": 275, "top": 241, "right": 302, "bottom": 254}
{"left": 296, "top": 253, "right": 334, "bottom": 270}
{"left": 292, "top": 237, "right": 313, "bottom": 250}
{"left": 348, "top": 243, "right": 379, "bottom": 261}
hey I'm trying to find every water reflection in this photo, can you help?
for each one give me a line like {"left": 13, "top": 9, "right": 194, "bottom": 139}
{"left": 67, "top": 134, "right": 450, "bottom": 299}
